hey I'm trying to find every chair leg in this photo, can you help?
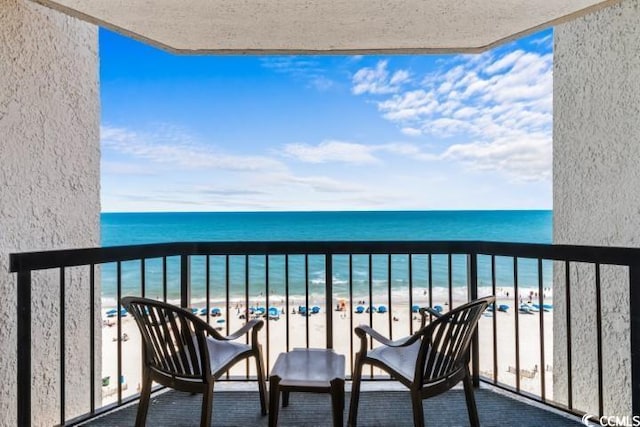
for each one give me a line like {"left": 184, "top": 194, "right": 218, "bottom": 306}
{"left": 135, "top": 369, "right": 152, "bottom": 427}
{"left": 255, "top": 348, "right": 268, "bottom": 415}
{"left": 410, "top": 390, "right": 425, "bottom": 427}
{"left": 268, "top": 375, "right": 281, "bottom": 427}
{"left": 463, "top": 370, "right": 480, "bottom": 427}
{"left": 347, "top": 357, "right": 364, "bottom": 427}
{"left": 200, "top": 381, "right": 214, "bottom": 427}
{"left": 330, "top": 378, "right": 345, "bottom": 427}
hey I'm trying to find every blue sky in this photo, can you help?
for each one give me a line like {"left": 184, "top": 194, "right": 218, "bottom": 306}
{"left": 100, "top": 28, "right": 553, "bottom": 212}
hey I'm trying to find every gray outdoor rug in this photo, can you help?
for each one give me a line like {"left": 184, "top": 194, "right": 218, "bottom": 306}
{"left": 83, "top": 388, "right": 581, "bottom": 426}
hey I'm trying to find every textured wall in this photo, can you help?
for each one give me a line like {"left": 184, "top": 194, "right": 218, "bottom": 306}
{"left": 553, "top": 0, "right": 640, "bottom": 417}
{"left": 0, "top": 0, "right": 100, "bottom": 425}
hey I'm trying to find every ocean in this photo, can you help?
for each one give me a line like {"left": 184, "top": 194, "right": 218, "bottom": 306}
{"left": 101, "top": 210, "right": 552, "bottom": 306}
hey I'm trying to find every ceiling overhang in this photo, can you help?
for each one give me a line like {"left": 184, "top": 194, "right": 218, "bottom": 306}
{"left": 32, "top": 0, "right": 618, "bottom": 54}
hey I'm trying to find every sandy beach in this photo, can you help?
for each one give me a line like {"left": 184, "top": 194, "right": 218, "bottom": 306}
{"left": 101, "top": 296, "right": 553, "bottom": 405}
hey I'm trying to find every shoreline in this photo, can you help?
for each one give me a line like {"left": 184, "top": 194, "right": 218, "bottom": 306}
{"left": 101, "top": 285, "right": 554, "bottom": 309}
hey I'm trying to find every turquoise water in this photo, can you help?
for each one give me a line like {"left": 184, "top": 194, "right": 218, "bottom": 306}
{"left": 101, "top": 210, "right": 552, "bottom": 305}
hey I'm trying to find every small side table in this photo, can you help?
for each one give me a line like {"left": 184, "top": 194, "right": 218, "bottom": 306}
{"left": 269, "top": 348, "right": 345, "bottom": 427}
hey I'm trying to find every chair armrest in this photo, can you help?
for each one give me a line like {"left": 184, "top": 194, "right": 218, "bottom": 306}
{"left": 355, "top": 325, "right": 419, "bottom": 348}
{"left": 420, "top": 307, "right": 443, "bottom": 318}
{"left": 201, "top": 318, "right": 263, "bottom": 343}
{"left": 418, "top": 307, "right": 442, "bottom": 328}
{"left": 224, "top": 319, "right": 264, "bottom": 344}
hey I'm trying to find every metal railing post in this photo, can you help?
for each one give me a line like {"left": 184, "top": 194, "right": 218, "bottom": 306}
{"left": 467, "top": 252, "right": 480, "bottom": 387}
{"left": 325, "top": 254, "right": 333, "bottom": 349}
{"left": 180, "top": 255, "right": 191, "bottom": 308}
{"left": 17, "top": 270, "right": 32, "bottom": 426}
{"left": 629, "top": 263, "right": 640, "bottom": 415}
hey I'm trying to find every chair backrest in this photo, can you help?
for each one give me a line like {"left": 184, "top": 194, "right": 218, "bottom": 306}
{"left": 122, "top": 297, "right": 211, "bottom": 380}
{"left": 416, "top": 296, "right": 495, "bottom": 385}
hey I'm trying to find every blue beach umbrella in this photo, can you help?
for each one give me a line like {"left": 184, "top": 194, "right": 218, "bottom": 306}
{"left": 268, "top": 307, "right": 280, "bottom": 317}
{"left": 411, "top": 305, "right": 420, "bottom": 313}
{"left": 211, "top": 307, "right": 221, "bottom": 316}
{"left": 433, "top": 305, "right": 443, "bottom": 313}
{"left": 377, "top": 305, "right": 387, "bottom": 314}
{"left": 199, "top": 308, "right": 208, "bottom": 316}
{"left": 311, "top": 306, "right": 321, "bottom": 314}
{"left": 355, "top": 306, "right": 365, "bottom": 313}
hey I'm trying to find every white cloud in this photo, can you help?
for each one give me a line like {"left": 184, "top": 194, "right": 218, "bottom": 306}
{"left": 390, "top": 69, "right": 411, "bottom": 85}
{"left": 484, "top": 50, "right": 525, "bottom": 75}
{"left": 101, "top": 125, "right": 286, "bottom": 173}
{"left": 101, "top": 160, "right": 158, "bottom": 176}
{"left": 400, "top": 127, "right": 422, "bottom": 137}
{"left": 441, "top": 132, "right": 551, "bottom": 181}
{"left": 278, "top": 174, "right": 364, "bottom": 193}
{"left": 280, "top": 140, "right": 439, "bottom": 164}
{"left": 351, "top": 43, "right": 553, "bottom": 182}
{"left": 352, "top": 60, "right": 410, "bottom": 95}
{"left": 282, "top": 140, "right": 380, "bottom": 164}
{"left": 309, "top": 75, "right": 335, "bottom": 91}
{"left": 260, "top": 56, "right": 336, "bottom": 91}
{"left": 530, "top": 33, "right": 553, "bottom": 48}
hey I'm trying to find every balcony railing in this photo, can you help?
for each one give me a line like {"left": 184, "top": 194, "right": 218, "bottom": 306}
{"left": 11, "top": 240, "right": 640, "bottom": 425}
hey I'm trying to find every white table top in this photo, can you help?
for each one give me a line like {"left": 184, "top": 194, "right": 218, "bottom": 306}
{"left": 270, "top": 348, "right": 345, "bottom": 388}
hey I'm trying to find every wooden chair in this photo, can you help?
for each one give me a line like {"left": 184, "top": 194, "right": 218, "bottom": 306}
{"left": 348, "top": 296, "right": 495, "bottom": 427}
{"left": 122, "top": 297, "right": 268, "bottom": 427}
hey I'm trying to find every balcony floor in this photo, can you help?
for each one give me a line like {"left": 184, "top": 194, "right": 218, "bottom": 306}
{"left": 83, "top": 385, "right": 582, "bottom": 426}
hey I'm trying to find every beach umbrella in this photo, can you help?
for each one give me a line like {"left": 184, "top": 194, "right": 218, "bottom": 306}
{"left": 377, "top": 305, "right": 387, "bottom": 314}
{"left": 120, "top": 307, "right": 128, "bottom": 317}
{"left": 311, "top": 306, "right": 321, "bottom": 314}
{"left": 411, "top": 305, "right": 420, "bottom": 313}
{"left": 433, "top": 305, "right": 443, "bottom": 313}
{"left": 211, "top": 307, "right": 221, "bottom": 316}
{"left": 355, "top": 306, "right": 365, "bottom": 314}
{"left": 106, "top": 308, "right": 118, "bottom": 317}
{"left": 268, "top": 307, "right": 280, "bottom": 318}
{"left": 199, "top": 308, "right": 208, "bottom": 316}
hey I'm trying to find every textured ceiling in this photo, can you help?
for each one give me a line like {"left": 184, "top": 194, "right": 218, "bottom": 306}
{"left": 32, "top": 0, "right": 618, "bottom": 54}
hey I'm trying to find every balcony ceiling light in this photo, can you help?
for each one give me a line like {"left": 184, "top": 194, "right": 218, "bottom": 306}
{"left": 33, "top": 0, "right": 618, "bottom": 54}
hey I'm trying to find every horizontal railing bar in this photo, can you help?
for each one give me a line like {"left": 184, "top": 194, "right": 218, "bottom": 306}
{"left": 15, "top": 236, "right": 630, "bottom": 425}
{"left": 10, "top": 240, "right": 640, "bottom": 272}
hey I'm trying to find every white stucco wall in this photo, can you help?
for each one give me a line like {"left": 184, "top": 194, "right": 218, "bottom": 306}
{"left": 0, "top": 0, "right": 100, "bottom": 425}
{"left": 553, "top": 0, "right": 640, "bottom": 417}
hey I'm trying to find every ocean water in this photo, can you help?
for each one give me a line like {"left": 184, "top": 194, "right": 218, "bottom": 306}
{"left": 101, "top": 210, "right": 552, "bottom": 305}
